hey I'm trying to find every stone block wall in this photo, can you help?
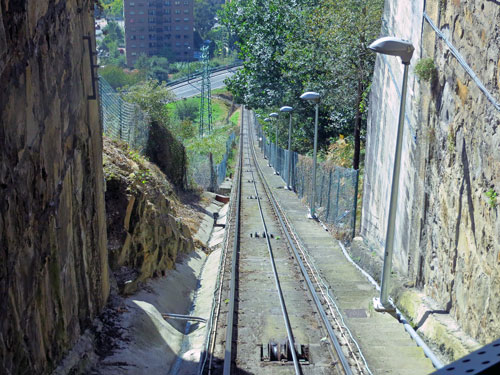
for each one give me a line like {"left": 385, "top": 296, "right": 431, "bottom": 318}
{"left": 0, "top": 1, "right": 109, "bottom": 373}
{"left": 362, "top": 0, "right": 500, "bottom": 344}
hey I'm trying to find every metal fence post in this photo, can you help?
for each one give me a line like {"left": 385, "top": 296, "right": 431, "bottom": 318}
{"left": 335, "top": 172, "right": 341, "bottom": 223}
{"left": 326, "top": 169, "right": 333, "bottom": 221}
{"left": 351, "top": 169, "right": 360, "bottom": 239}
{"left": 119, "top": 99, "right": 123, "bottom": 140}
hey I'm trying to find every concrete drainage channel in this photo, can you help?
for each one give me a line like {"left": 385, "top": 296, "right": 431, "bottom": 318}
{"left": 168, "top": 193, "right": 231, "bottom": 375}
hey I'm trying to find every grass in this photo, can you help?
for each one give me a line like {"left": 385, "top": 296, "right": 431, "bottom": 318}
{"left": 229, "top": 109, "right": 240, "bottom": 126}
{"left": 165, "top": 97, "right": 230, "bottom": 126}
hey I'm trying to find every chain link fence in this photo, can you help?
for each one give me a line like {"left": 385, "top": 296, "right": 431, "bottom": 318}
{"left": 257, "top": 121, "right": 359, "bottom": 238}
{"left": 188, "top": 131, "right": 237, "bottom": 191}
{"left": 99, "top": 76, "right": 150, "bottom": 152}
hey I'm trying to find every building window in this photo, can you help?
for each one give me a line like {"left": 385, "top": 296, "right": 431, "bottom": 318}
{"left": 175, "top": 26, "right": 180, "bottom": 30}
{"left": 175, "top": 34, "right": 181, "bottom": 39}
{"left": 148, "top": 10, "right": 156, "bottom": 15}
{"left": 148, "top": 17, "right": 156, "bottom": 22}
{"left": 183, "top": 26, "right": 189, "bottom": 30}
{"left": 131, "top": 52, "right": 137, "bottom": 56}
{"left": 139, "top": 35, "right": 145, "bottom": 39}
{"left": 138, "top": 10, "right": 144, "bottom": 14}
{"left": 184, "top": 17, "right": 189, "bottom": 21}
{"left": 131, "top": 44, "right": 137, "bottom": 48}
{"left": 130, "top": 35, "right": 136, "bottom": 40}
{"left": 184, "top": 42, "right": 189, "bottom": 46}
{"left": 174, "top": 1, "right": 180, "bottom": 4}
{"left": 184, "top": 9, "right": 189, "bottom": 14}
{"left": 165, "top": 9, "right": 170, "bottom": 14}
{"left": 184, "top": 0, "right": 189, "bottom": 4}
{"left": 165, "top": 1, "right": 170, "bottom": 4}
{"left": 176, "top": 42, "right": 181, "bottom": 46}
{"left": 175, "top": 18, "right": 180, "bottom": 22}
{"left": 175, "top": 9, "right": 181, "bottom": 14}
{"left": 184, "top": 34, "right": 189, "bottom": 39}
{"left": 130, "top": 2, "right": 135, "bottom": 6}
{"left": 130, "top": 11, "right": 135, "bottom": 14}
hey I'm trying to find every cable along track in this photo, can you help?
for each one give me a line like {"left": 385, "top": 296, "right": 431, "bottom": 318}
{"left": 206, "top": 107, "right": 368, "bottom": 375}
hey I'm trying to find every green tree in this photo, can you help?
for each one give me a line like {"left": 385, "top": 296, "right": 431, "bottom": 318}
{"left": 194, "top": 0, "right": 221, "bottom": 40}
{"left": 134, "top": 55, "right": 170, "bottom": 82}
{"left": 175, "top": 99, "right": 199, "bottom": 122}
{"left": 121, "top": 79, "right": 175, "bottom": 127}
{"left": 312, "top": 0, "right": 383, "bottom": 169}
{"left": 99, "top": 65, "right": 144, "bottom": 89}
{"left": 100, "top": 0, "right": 124, "bottom": 19}
{"left": 219, "top": 0, "right": 383, "bottom": 168}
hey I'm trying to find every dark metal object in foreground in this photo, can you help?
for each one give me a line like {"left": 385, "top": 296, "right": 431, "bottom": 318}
{"left": 431, "top": 339, "right": 500, "bottom": 375}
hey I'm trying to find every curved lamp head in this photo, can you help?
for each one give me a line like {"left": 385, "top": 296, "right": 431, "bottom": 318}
{"left": 269, "top": 112, "right": 279, "bottom": 118}
{"left": 300, "top": 91, "right": 320, "bottom": 103}
{"left": 280, "top": 106, "right": 293, "bottom": 113}
{"left": 256, "top": 114, "right": 261, "bottom": 118}
{"left": 264, "top": 118, "right": 270, "bottom": 122}
{"left": 368, "top": 37, "right": 414, "bottom": 65}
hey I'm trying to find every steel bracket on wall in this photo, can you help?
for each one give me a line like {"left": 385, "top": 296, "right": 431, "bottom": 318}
{"left": 83, "top": 35, "right": 99, "bottom": 100}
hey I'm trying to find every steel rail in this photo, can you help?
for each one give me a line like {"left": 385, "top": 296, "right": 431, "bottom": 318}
{"left": 246, "top": 108, "right": 353, "bottom": 375}
{"left": 244, "top": 111, "right": 302, "bottom": 375}
{"left": 222, "top": 107, "right": 244, "bottom": 375}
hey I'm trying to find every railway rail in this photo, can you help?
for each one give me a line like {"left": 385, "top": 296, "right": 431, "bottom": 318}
{"left": 202, "top": 107, "right": 371, "bottom": 375}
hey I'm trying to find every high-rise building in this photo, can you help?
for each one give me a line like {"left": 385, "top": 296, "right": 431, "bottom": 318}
{"left": 124, "top": 0, "right": 194, "bottom": 67}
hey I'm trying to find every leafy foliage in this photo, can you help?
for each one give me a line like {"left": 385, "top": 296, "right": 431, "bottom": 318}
{"left": 414, "top": 57, "right": 436, "bottom": 82}
{"left": 134, "top": 55, "right": 170, "bottom": 82}
{"left": 98, "top": 21, "right": 126, "bottom": 66}
{"left": 99, "top": 65, "right": 144, "bottom": 89}
{"left": 120, "top": 79, "right": 175, "bottom": 127}
{"left": 99, "top": 0, "right": 124, "bottom": 19}
{"left": 220, "top": 0, "right": 383, "bottom": 167}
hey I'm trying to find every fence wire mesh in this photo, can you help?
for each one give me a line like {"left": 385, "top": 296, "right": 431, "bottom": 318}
{"left": 188, "top": 132, "right": 236, "bottom": 191}
{"left": 99, "top": 76, "right": 150, "bottom": 152}
{"left": 257, "top": 121, "right": 358, "bottom": 238}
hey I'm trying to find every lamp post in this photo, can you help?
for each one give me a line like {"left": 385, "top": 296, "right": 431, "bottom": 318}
{"left": 280, "top": 106, "right": 294, "bottom": 190}
{"left": 269, "top": 112, "right": 279, "bottom": 174}
{"left": 255, "top": 113, "right": 262, "bottom": 146}
{"left": 300, "top": 91, "right": 320, "bottom": 219}
{"left": 368, "top": 36, "right": 414, "bottom": 311}
{"left": 264, "top": 117, "right": 271, "bottom": 165}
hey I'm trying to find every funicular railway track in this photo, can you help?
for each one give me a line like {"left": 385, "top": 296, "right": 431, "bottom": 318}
{"left": 204, "top": 107, "right": 370, "bottom": 375}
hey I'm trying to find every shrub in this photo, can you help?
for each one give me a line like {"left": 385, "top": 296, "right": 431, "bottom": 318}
{"left": 414, "top": 58, "right": 436, "bottom": 82}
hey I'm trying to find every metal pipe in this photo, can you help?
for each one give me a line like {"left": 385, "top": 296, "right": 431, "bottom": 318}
{"left": 379, "top": 63, "right": 410, "bottom": 306}
{"left": 287, "top": 112, "right": 293, "bottom": 189}
{"left": 310, "top": 103, "right": 319, "bottom": 219}
{"left": 275, "top": 120, "right": 279, "bottom": 174}
{"left": 161, "top": 313, "right": 207, "bottom": 323}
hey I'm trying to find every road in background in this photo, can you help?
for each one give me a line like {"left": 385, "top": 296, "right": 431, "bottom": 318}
{"left": 170, "top": 69, "right": 237, "bottom": 99}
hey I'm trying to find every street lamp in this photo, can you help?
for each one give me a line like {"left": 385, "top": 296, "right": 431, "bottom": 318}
{"left": 269, "top": 112, "right": 279, "bottom": 174}
{"left": 300, "top": 91, "right": 320, "bottom": 219}
{"left": 368, "top": 36, "right": 414, "bottom": 311}
{"left": 280, "top": 106, "right": 294, "bottom": 190}
{"left": 264, "top": 117, "right": 271, "bottom": 165}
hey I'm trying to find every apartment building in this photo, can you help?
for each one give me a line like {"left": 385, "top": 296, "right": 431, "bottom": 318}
{"left": 124, "top": 0, "right": 194, "bottom": 66}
